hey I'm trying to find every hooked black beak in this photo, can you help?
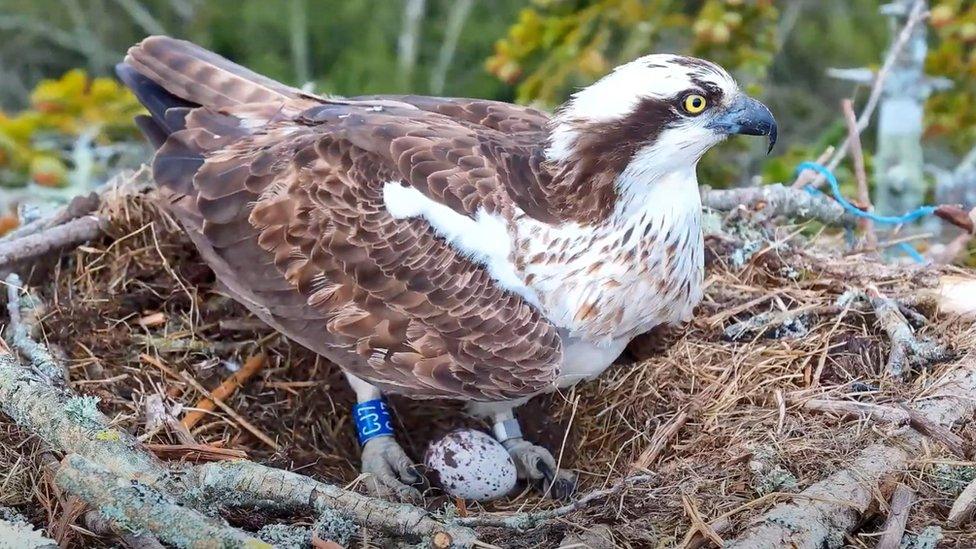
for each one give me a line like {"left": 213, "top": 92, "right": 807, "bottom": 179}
{"left": 706, "top": 95, "right": 778, "bottom": 154}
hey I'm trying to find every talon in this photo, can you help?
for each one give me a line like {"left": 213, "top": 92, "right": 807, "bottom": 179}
{"left": 545, "top": 470, "right": 578, "bottom": 501}
{"left": 404, "top": 463, "right": 430, "bottom": 492}
{"left": 504, "top": 438, "right": 576, "bottom": 499}
{"left": 360, "top": 436, "right": 424, "bottom": 502}
{"left": 536, "top": 458, "right": 556, "bottom": 484}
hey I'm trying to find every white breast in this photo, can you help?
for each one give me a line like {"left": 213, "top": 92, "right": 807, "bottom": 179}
{"left": 382, "top": 173, "right": 704, "bottom": 393}
{"left": 515, "top": 170, "right": 704, "bottom": 343}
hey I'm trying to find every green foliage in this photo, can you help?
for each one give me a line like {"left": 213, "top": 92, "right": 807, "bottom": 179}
{"left": 0, "top": 0, "right": 525, "bottom": 108}
{"left": 927, "top": 1, "right": 976, "bottom": 153}
{"left": 487, "top": 0, "right": 779, "bottom": 107}
{"left": 0, "top": 70, "right": 142, "bottom": 188}
{"left": 1, "top": 0, "right": 974, "bottom": 200}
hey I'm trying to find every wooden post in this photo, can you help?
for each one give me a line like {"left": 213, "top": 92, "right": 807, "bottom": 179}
{"left": 873, "top": 1, "right": 931, "bottom": 220}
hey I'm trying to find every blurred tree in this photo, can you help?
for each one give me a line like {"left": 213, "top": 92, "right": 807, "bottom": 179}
{"left": 0, "top": 70, "right": 143, "bottom": 189}
{"left": 488, "top": 0, "right": 783, "bottom": 186}
{"left": 927, "top": 0, "right": 976, "bottom": 154}
{"left": 0, "top": 0, "right": 973, "bottom": 193}
{"left": 0, "top": 0, "right": 526, "bottom": 109}
{"left": 486, "top": 0, "right": 779, "bottom": 107}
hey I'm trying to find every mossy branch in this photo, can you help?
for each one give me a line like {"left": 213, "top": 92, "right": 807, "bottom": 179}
{"left": 55, "top": 454, "right": 271, "bottom": 549}
{"left": 701, "top": 183, "right": 858, "bottom": 228}
{"left": 194, "top": 460, "right": 477, "bottom": 547}
{"left": 727, "top": 352, "right": 976, "bottom": 548}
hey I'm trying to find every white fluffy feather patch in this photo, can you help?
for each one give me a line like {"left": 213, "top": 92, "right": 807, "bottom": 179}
{"left": 515, "top": 168, "right": 704, "bottom": 342}
{"left": 382, "top": 182, "right": 540, "bottom": 306}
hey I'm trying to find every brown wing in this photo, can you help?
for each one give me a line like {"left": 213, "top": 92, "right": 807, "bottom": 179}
{"left": 351, "top": 95, "right": 550, "bottom": 140}
{"left": 345, "top": 95, "right": 583, "bottom": 224}
{"left": 119, "top": 36, "right": 561, "bottom": 400}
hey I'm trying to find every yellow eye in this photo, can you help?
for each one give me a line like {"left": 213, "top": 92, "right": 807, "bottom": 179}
{"left": 682, "top": 94, "right": 707, "bottom": 115}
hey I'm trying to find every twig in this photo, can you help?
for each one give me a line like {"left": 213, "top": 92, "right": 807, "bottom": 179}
{"left": 181, "top": 353, "right": 266, "bottom": 430}
{"left": 876, "top": 484, "right": 914, "bottom": 549}
{"left": 798, "top": 0, "right": 929, "bottom": 190}
{"left": 701, "top": 184, "right": 858, "bottom": 228}
{"left": 633, "top": 410, "right": 690, "bottom": 470}
{"left": 193, "top": 460, "right": 477, "bottom": 546}
{"left": 842, "top": 98, "right": 877, "bottom": 248}
{"left": 727, "top": 353, "right": 976, "bottom": 548}
{"left": 930, "top": 232, "right": 974, "bottom": 265}
{"left": 4, "top": 274, "right": 66, "bottom": 384}
{"left": 134, "top": 334, "right": 245, "bottom": 354}
{"left": 792, "top": 146, "right": 836, "bottom": 189}
{"left": 179, "top": 371, "right": 279, "bottom": 451}
{"left": 146, "top": 444, "right": 248, "bottom": 463}
{"left": 947, "top": 477, "right": 976, "bottom": 528}
{"left": 55, "top": 454, "right": 271, "bottom": 549}
{"left": 867, "top": 286, "right": 952, "bottom": 377}
{"left": 800, "top": 398, "right": 910, "bottom": 424}
{"left": 454, "top": 474, "right": 654, "bottom": 529}
{"left": 1, "top": 192, "right": 100, "bottom": 242}
{"left": 681, "top": 494, "right": 724, "bottom": 547}
{"left": 0, "top": 216, "right": 105, "bottom": 273}
{"left": 898, "top": 404, "right": 970, "bottom": 459}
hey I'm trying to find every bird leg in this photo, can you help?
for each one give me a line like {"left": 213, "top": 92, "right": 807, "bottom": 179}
{"left": 491, "top": 408, "right": 578, "bottom": 500}
{"left": 345, "top": 374, "right": 427, "bottom": 501}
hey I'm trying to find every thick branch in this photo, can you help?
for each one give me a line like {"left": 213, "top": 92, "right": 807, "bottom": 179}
{"left": 701, "top": 184, "right": 857, "bottom": 228}
{"left": 193, "top": 460, "right": 477, "bottom": 547}
{"left": 947, "top": 477, "right": 976, "bottom": 528}
{"left": 55, "top": 454, "right": 270, "bottom": 549}
{"left": 727, "top": 353, "right": 976, "bottom": 548}
{"left": 0, "top": 216, "right": 105, "bottom": 272}
{"left": 0, "top": 192, "right": 100, "bottom": 242}
{"left": 0, "top": 284, "right": 479, "bottom": 547}
{"left": 0, "top": 351, "right": 171, "bottom": 485}
{"left": 5, "top": 274, "right": 66, "bottom": 384}
{"left": 876, "top": 484, "right": 914, "bottom": 549}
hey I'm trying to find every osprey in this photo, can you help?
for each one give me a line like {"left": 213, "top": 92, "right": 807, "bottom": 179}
{"left": 117, "top": 36, "right": 776, "bottom": 500}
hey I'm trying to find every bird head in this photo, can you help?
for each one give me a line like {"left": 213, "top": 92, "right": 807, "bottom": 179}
{"left": 547, "top": 54, "right": 777, "bottom": 176}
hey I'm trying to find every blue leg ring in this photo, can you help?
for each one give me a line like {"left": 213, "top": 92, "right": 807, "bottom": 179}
{"left": 353, "top": 398, "right": 394, "bottom": 445}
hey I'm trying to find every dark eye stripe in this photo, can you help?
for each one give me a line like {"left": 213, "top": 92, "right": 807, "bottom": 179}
{"left": 689, "top": 79, "right": 724, "bottom": 104}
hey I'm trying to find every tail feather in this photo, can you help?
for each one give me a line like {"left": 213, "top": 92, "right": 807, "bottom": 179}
{"left": 118, "top": 35, "right": 307, "bottom": 152}
{"left": 133, "top": 114, "right": 167, "bottom": 149}
{"left": 123, "top": 35, "right": 299, "bottom": 110}
{"left": 116, "top": 62, "right": 194, "bottom": 135}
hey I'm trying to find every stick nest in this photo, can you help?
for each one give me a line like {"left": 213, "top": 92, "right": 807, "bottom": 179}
{"left": 2, "top": 185, "right": 975, "bottom": 548}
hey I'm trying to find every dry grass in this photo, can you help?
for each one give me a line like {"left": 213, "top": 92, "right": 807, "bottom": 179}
{"left": 2, "top": 187, "right": 975, "bottom": 548}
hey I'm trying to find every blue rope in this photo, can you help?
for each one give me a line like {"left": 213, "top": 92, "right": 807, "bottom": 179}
{"left": 896, "top": 242, "right": 926, "bottom": 263}
{"left": 793, "top": 161, "right": 935, "bottom": 263}
{"left": 795, "top": 162, "right": 937, "bottom": 224}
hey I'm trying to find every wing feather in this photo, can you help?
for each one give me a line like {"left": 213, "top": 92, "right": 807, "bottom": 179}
{"left": 120, "top": 40, "right": 566, "bottom": 400}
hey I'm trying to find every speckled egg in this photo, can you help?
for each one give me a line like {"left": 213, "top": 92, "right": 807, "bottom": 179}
{"left": 425, "top": 428, "right": 517, "bottom": 501}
